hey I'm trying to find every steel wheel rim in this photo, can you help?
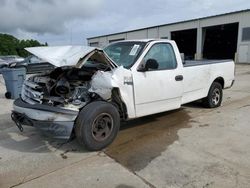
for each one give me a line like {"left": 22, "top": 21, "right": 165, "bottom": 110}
{"left": 92, "top": 113, "right": 114, "bottom": 141}
{"left": 212, "top": 88, "right": 220, "bottom": 105}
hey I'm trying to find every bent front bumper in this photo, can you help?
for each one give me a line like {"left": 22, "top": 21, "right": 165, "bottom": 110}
{"left": 12, "top": 98, "right": 79, "bottom": 139}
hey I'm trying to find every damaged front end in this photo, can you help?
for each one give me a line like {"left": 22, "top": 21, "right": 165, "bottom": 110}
{"left": 21, "top": 66, "right": 100, "bottom": 109}
{"left": 12, "top": 46, "right": 129, "bottom": 139}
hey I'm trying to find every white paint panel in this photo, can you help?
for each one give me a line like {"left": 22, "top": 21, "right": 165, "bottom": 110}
{"left": 133, "top": 69, "right": 183, "bottom": 117}
{"left": 131, "top": 41, "right": 184, "bottom": 117}
{"left": 182, "top": 60, "right": 235, "bottom": 104}
{"left": 182, "top": 64, "right": 211, "bottom": 104}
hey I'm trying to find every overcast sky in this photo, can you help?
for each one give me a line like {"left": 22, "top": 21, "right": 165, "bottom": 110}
{"left": 0, "top": 0, "right": 250, "bottom": 45}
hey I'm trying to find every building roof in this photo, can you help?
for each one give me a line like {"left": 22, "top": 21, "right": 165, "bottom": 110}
{"left": 87, "top": 9, "right": 250, "bottom": 40}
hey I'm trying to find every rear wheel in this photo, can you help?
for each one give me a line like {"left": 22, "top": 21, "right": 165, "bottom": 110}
{"left": 203, "top": 82, "right": 223, "bottom": 108}
{"left": 75, "top": 101, "right": 120, "bottom": 151}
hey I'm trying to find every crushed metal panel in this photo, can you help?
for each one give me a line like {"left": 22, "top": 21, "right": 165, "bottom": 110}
{"left": 89, "top": 66, "right": 136, "bottom": 118}
{"left": 25, "top": 46, "right": 98, "bottom": 67}
{"left": 89, "top": 71, "right": 113, "bottom": 99}
{"left": 111, "top": 67, "right": 136, "bottom": 118}
{"left": 13, "top": 105, "right": 78, "bottom": 122}
{"left": 26, "top": 46, "right": 118, "bottom": 68}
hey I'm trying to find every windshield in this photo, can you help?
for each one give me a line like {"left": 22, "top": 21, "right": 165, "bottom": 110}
{"left": 104, "top": 42, "right": 146, "bottom": 68}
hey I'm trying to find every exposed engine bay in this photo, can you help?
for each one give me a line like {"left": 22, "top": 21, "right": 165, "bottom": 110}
{"left": 21, "top": 61, "right": 112, "bottom": 110}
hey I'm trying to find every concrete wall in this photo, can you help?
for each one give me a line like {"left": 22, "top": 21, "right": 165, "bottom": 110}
{"left": 88, "top": 10, "right": 250, "bottom": 63}
{"left": 237, "top": 13, "right": 250, "bottom": 63}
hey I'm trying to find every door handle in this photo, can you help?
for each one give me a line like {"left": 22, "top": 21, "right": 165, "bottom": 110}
{"left": 175, "top": 75, "right": 183, "bottom": 81}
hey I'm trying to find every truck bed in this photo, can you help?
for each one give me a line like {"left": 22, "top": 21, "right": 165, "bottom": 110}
{"left": 181, "top": 59, "right": 234, "bottom": 105}
{"left": 183, "top": 60, "right": 232, "bottom": 67}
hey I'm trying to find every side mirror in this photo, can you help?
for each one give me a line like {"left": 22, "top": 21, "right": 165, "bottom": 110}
{"left": 146, "top": 59, "right": 159, "bottom": 70}
{"left": 138, "top": 59, "right": 159, "bottom": 72}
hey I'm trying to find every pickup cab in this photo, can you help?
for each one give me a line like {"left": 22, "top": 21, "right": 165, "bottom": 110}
{"left": 12, "top": 39, "right": 235, "bottom": 151}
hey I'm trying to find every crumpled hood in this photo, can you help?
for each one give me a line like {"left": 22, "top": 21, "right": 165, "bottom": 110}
{"left": 25, "top": 46, "right": 117, "bottom": 68}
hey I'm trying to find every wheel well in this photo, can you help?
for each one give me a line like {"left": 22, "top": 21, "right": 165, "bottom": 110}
{"left": 213, "top": 77, "right": 224, "bottom": 88}
{"left": 111, "top": 88, "right": 128, "bottom": 120}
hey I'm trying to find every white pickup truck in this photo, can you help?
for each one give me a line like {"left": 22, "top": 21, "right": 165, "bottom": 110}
{"left": 12, "top": 39, "right": 235, "bottom": 150}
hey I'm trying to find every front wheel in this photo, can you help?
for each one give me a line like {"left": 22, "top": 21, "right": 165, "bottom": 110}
{"left": 203, "top": 82, "right": 223, "bottom": 108}
{"left": 75, "top": 101, "right": 120, "bottom": 151}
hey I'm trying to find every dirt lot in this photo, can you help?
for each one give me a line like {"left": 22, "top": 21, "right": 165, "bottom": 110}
{"left": 0, "top": 64, "right": 250, "bottom": 188}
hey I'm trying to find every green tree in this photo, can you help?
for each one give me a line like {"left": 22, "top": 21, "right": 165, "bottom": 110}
{"left": 0, "top": 33, "right": 47, "bottom": 57}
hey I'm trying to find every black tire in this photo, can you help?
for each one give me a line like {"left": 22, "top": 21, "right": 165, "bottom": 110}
{"left": 75, "top": 101, "right": 120, "bottom": 151}
{"left": 203, "top": 82, "right": 223, "bottom": 108}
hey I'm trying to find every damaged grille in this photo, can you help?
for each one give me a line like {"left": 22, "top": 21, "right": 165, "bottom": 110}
{"left": 19, "top": 64, "right": 112, "bottom": 109}
{"left": 21, "top": 80, "right": 44, "bottom": 104}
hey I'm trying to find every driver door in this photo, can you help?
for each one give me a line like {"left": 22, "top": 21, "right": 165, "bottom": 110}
{"left": 132, "top": 42, "right": 183, "bottom": 117}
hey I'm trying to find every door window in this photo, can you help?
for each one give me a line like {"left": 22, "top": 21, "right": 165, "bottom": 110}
{"left": 143, "top": 43, "right": 177, "bottom": 70}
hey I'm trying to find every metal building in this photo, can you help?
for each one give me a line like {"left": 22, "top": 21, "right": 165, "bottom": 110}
{"left": 87, "top": 9, "right": 250, "bottom": 63}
